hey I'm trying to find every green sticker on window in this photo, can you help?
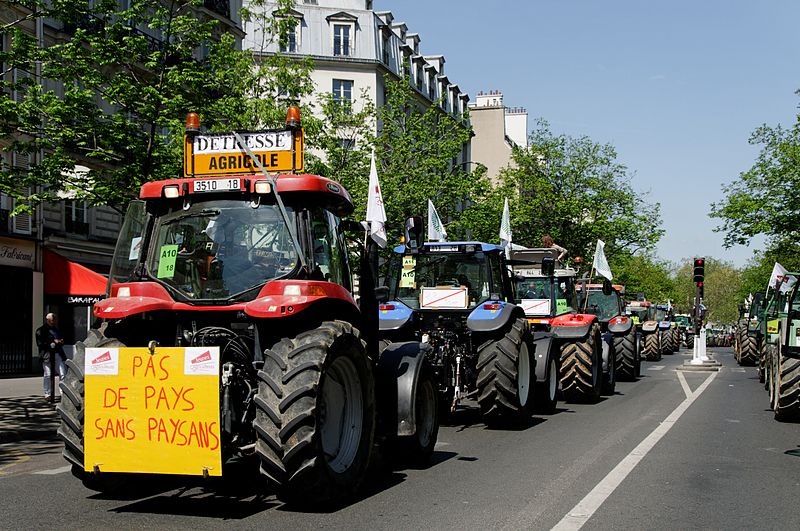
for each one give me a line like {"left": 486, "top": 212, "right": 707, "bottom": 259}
{"left": 157, "top": 245, "right": 179, "bottom": 278}
{"left": 556, "top": 299, "right": 568, "bottom": 314}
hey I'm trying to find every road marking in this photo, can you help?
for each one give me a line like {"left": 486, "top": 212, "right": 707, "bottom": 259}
{"left": 676, "top": 370, "right": 692, "bottom": 399}
{"left": 33, "top": 465, "right": 72, "bottom": 475}
{"left": 648, "top": 365, "right": 665, "bottom": 371}
{"left": 732, "top": 368, "right": 746, "bottom": 373}
{"left": 551, "top": 371, "right": 718, "bottom": 531}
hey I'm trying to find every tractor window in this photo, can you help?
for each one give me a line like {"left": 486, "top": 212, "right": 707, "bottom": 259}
{"left": 309, "top": 208, "right": 349, "bottom": 288}
{"left": 147, "top": 200, "right": 298, "bottom": 300}
{"left": 109, "top": 200, "right": 148, "bottom": 286}
{"left": 582, "top": 291, "right": 620, "bottom": 321}
{"left": 557, "top": 277, "right": 577, "bottom": 313}
{"left": 516, "top": 277, "right": 550, "bottom": 299}
{"left": 388, "top": 252, "right": 490, "bottom": 309}
{"left": 488, "top": 254, "right": 505, "bottom": 300}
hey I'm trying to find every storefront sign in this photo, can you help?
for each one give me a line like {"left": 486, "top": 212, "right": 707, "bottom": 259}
{"left": 84, "top": 346, "right": 222, "bottom": 476}
{"left": 0, "top": 237, "right": 35, "bottom": 269}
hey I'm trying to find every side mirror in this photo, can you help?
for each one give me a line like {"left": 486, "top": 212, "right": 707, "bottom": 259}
{"left": 602, "top": 278, "right": 613, "bottom": 296}
{"left": 375, "top": 285, "right": 389, "bottom": 304}
{"left": 404, "top": 215, "right": 423, "bottom": 252}
{"left": 541, "top": 256, "right": 555, "bottom": 277}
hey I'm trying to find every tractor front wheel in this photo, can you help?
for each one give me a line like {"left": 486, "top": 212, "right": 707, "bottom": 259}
{"left": 254, "top": 321, "right": 375, "bottom": 504}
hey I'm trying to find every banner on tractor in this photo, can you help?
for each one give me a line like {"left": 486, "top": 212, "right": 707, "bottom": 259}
{"left": 184, "top": 128, "right": 304, "bottom": 177}
{"left": 84, "top": 347, "right": 222, "bottom": 476}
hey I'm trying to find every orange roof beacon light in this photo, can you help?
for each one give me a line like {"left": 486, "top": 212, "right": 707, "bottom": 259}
{"left": 185, "top": 112, "right": 200, "bottom": 134}
{"left": 286, "top": 105, "right": 301, "bottom": 130}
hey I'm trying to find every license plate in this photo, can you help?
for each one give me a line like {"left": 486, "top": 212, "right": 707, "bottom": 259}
{"left": 193, "top": 178, "right": 241, "bottom": 193}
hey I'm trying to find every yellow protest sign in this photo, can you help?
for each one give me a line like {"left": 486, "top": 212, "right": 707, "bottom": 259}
{"left": 184, "top": 129, "right": 304, "bottom": 177}
{"left": 84, "top": 347, "right": 222, "bottom": 476}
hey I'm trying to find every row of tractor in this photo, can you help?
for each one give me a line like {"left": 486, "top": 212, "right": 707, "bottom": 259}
{"left": 734, "top": 274, "right": 800, "bottom": 421}
{"left": 53, "top": 110, "right": 688, "bottom": 507}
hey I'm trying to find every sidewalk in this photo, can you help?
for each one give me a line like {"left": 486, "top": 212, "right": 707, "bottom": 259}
{"left": 0, "top": 377, "right": 61, "bottom": 443}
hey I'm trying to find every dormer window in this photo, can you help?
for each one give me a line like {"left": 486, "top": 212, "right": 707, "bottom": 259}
{"left": 334, "top": 24, "right": 351, "bottom": 56}
{"left": 327, "top": 12, "right": 358, "bottom": 57}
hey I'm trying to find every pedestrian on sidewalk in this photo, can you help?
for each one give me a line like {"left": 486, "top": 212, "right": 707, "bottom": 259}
{"left": 36, "top": 312, "right": 67, "bottom": 401}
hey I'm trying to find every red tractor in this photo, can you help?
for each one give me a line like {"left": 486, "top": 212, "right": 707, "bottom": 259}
{"left": 57, "top": 108, "right": 438, "bottom": 504}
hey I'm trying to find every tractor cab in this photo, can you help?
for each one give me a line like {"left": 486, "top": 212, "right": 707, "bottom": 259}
{"left": 509, "top": 248, "right": 579, "bottom": 330}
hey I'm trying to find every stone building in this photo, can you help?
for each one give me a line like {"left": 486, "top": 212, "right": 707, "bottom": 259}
{"left": 469, "top": 90, "right": 529, "bottom": 185}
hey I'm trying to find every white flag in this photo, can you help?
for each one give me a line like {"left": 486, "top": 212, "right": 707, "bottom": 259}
{"left": 500, "top": 197, "right": 512, "bottom": 247}
{"left": 769, "top": 262, "right": 787, "bottom": 290}
{"left": 427, "top": 199, "right": 447, "bottom": 242}
{"left": 365, "top": 152, "right": 387, "bottom": 248}
{"left": 592, "top": 239, "right": 613, "bottom": 280}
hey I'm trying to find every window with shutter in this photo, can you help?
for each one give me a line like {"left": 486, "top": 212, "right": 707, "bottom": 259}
{"left": 11, "top": 153, "right": 32, "bottom": 235}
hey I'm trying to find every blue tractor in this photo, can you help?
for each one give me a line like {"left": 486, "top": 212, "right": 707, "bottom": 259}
{"left": 379, "top": 240, "right": 534, "bottom": 423}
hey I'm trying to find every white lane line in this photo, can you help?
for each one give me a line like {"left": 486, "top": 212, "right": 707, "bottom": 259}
{"left": 551, "top": 371, "right": 718, "bottom": 531}
{"left": 732, "top": 368, "right": 746, "bottom": 373}
{"left": 33, "top": 465, "right": 72, "bottom": 475}
{"left": 648, "top": 365, "right": 665, "bottom": 371}
{"left": 676, "top": 370, "right": 692, "bottom": 399}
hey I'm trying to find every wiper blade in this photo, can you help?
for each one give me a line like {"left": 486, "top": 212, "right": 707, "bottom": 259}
{"left": 162, "top": 208, "right": 220, "bottom": 225}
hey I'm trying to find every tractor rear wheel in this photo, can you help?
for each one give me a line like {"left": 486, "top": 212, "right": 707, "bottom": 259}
{"left": 57, "top": 329, "right": 128, "bottom": 491}
{"left": 685, "top": 333, "right": 695, "bottom": 350}
{"left": 672, "top": 328, "right": 681, "bottom": 352}
{"left": 773, "top": 341, "right": 800, "bottom": 421}
{"left": 254, "top": 321, "right": 375, "bottom": 504}
{"left": 560, "top": 325, "right": 602, "bottom": 403}
{"left": 476, "top": 318, "right": 534, "bottom": 423}
{"left": 739, "top": 336, "right": 759, "bottom": 366}
{"left": 642, "top": 333, "right": 661, "bottom": 361}
{"left": 614, "top": 330, "right": 637, "bottom": 381}
{"left": 659, "top": 330, "right": 672, "bottom": 355}
{"left": 534, "top": 353, "right": 559, "bottom": 414}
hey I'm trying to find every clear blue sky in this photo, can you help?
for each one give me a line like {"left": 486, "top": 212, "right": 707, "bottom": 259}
{"left": 375, "top": 0, "right": 800, "bottom": 266}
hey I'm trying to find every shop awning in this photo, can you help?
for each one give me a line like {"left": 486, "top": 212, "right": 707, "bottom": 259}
{"left": 44, "top": 249, "right": 107, "bottom": 298}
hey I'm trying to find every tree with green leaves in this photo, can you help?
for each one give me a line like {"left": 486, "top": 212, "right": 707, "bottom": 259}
{"left": 0, "top": 0, "right": 307, "bottom": 212}
{"left": 711, "top": 109, "right": 800, "bottom": 254}
{"left": 611, "top": 253, "right": 677, "bottom": 305}
{"left": 672, "top": 258, "right": 741, "bottom": 322}
{"left": 498, "top": 120, "right": 662, "bottom": 262}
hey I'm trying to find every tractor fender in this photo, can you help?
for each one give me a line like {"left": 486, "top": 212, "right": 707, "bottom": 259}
{"left": 378, "top": 300, "right": 414, "bottom": 331}
{"left": 532, "top": 332, "right": 557, "bottom": 383}
{"left": 375, "top": 341, "right": 432, "bottom": 437}
{"left": 551, "top": 313, "right": 597, "bottom": 339}
{"left": 608, "top": 317, "right": 633, "bottom": 334}
{"left": 642, "top": 321, "right": 658, "bottom": 333}
{"left": 466, "top": 301, "right": 520, "bottom": 333}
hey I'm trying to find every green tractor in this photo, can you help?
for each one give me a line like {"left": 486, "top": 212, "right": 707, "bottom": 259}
{"left": 764, "top": 275, "right": 800, "bottom": 421}
{"left": 674, "top": 314, "right": 694, "bottom": 349}
{"left": 736, "top": 294, "right": 763, "bottom": 367}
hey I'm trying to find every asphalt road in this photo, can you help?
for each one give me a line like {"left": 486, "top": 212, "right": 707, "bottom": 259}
{"left": 2, "top": 347, "right": 798, "bottom": 530}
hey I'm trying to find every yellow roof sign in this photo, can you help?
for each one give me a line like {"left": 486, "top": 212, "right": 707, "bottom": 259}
{"left": 184, "top": 128, "right": 304, "bottom": 177}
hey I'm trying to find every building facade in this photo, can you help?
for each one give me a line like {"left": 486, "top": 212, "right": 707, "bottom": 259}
{"left": 469, "top": 90, "right": 529, "bottom": 185}
{"left": 0, "top": 1, "right": 243, "bottom": 374}
{"left": 244, "top": 0, "right": 471, "bottom": 165}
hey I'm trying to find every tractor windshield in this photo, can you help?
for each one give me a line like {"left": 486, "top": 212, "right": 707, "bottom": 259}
{"left": 582, "top": 291, "right": 620, "bottom": 321}
{"left": 655, "top": 308, "right": 669, "bottom": 321}
{"left": 147, "top": 199, "right": 298, "bottom": 300}
{"left": 388, "top": 252, "right": 493, "bottom": 310}
{"left": 674, "top": 315, "right": 691, "bottom": 326}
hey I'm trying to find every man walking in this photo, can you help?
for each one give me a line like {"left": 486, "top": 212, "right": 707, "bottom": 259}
{"left": 36, "top": 313, "right": 67, "bottom": 401}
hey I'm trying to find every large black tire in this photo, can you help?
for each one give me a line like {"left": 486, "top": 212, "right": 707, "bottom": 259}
{"left": 685, "top": 333, "right": 695, "bottom": 350}
{"left": 559, "top": 325, "right": 602, "bottom": 403}
{"left": 758, "top": 340, "right": 767, "bottom": 384}
{"left": 476, "top": 318, "right": 534, "bottom": 423}
{"left": 57, "top": 329, "right": 127, "bottom": 491}
{"left": 671, "top": 328, "right": 681, "bottom": 352}
{"left": 659, "top": 330, "right": 672, "bottom": 355}
{"left": 739, "top": 336, "right": 759, "bottom": 366}
{"left": 534, "top": 352, "right": 559, "bottom": 415}
{"left": 773, "top": 340, "right": 800, "bottom": 421}
{"left": 254, "top": 321, "right": 376, "bottom": 504}
{"left": 614, "top": 330, "right": 637, "bottom": 381}
{"left": 642, "top": 332, "right": 661, "bottom": 361}
{"left": 393, "top": 363, "right": 439, "bottom": 464}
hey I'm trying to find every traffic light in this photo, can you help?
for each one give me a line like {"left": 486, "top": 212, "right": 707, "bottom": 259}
{"left": 698, "top": 281, "right": 704, "bottom": 298}
{"left": 693, "top": 258, "right": 705, "bottom": 283}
